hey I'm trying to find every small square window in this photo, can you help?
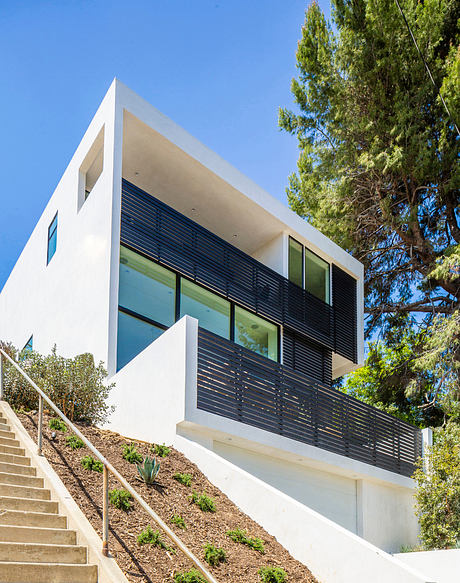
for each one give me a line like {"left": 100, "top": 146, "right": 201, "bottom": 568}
{"left": 47, "top": 213, "right": 58, "bottom": 264}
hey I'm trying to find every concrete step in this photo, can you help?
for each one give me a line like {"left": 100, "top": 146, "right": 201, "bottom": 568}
{"left": 0, "top": 524, "right": 76, "bottom": 545}
{"left": 0, "top": 461, "right": 36, "bottom": 476}
{"left": 0, "top": 423, "right": 11, "bottom": 432}
{"left": 0, "top": 430, "right": 16, "bottom": 440}
{"left": 0, "top": 496, "right": 58, "bottom": 514}
{"left": 0, "top": 471, "right": 44, "bottom": 488}
{"left": 0, "top": 444, "right": 25, "bottom": 457}
{"left": 0, "top": 483, "right": 51, "bottom": 500}
{"left": 0, "top": 561, "right": 98, "bottom": 583}
{"left": 0, "top": 436, "right": 20, "bottom": 448}
{"left": 0, "top": 541, "right": 87, "bottom": 564}
{"left": 0, "top": 509, "right": 67, "bottom": 528}
{"left": 0, "top": 452, "right": 30, "bottom": 466}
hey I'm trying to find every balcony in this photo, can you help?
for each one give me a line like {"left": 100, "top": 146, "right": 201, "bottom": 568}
{"left": 120, "top": 179, "right": 357, "bottom": 363}
{"left": 196, "top": 327, "right": 422, "bottom": 478}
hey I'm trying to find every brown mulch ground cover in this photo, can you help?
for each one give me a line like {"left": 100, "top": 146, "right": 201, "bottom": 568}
{"left": 18, "top": 411, "right": 318, "bottom": 583}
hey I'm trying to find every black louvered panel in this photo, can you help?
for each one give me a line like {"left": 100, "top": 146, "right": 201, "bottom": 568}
{"left": 332, "top": 265, "right": 358, "bottom": 363}
{"left": 197, "top": 328, "right": 422, "bottom": 478}
{"left": 121, "top": 179, "right": 338, "bottom": 352}
{"left": 283, "top": 329, "right": 331, "bottom": 385}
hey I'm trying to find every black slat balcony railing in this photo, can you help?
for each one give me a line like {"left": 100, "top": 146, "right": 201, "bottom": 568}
{"left": 120, "top": 179, "right": 357, "bottom": 358}
{"left": 197, "top": 328, "right": 422, "bottom": 478}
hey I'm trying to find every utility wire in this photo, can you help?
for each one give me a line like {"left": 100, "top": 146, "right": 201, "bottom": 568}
{"left": 394, "top": 0, "right": 460, "bottom": 137}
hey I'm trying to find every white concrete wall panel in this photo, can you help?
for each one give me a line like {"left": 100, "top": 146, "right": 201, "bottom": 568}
{"left": 395, "top": 549, "right": 460, "bottom": 583}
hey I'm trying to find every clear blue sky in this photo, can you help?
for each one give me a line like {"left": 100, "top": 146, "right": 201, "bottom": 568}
{"left": 0, "top": 0, "right": 332, "bottom": 290}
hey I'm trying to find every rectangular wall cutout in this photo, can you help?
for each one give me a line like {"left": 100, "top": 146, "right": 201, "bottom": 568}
{"left": 78, "top": 126, "right": 105, "bottom": 210}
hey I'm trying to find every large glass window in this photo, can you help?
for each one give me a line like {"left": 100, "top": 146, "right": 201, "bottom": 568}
{"left": 117, "top": 311, "right": 164, "bottom": 370}
{"left": 234, "top": 306, "right": 278, "bottom": 361}
{"left": 305, "top": 250, "right": 330, "bottom": 304}
{"left": 119, "top": 246, "right": 176, "bottom": 327}
{"left": 47, "top": 213, "right": 58, "bottom": 264}
{"left": 288, "top": 237, "right": 303, "bottom": 288}
{"left": 180, "top": 279, "right": 230, "bottom": 339}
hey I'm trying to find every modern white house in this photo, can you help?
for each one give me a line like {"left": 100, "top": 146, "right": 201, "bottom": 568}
{"left": 0, "top": 80, "right": 428, "bottom": 579}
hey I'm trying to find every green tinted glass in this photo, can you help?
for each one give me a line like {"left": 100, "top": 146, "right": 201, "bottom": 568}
{"left": 305, "top": 249, "right": 330, "bottom": 303}
{"left": 180, "top": 279, "right": 230, "bottom": 338}
{"left": 289, "top": 238, "right": 303, "bottom": 288}
{"left": 234, "top": 306, "right": 278, "bottom": 361}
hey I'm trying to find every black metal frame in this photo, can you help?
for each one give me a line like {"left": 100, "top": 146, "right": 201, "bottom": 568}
{"left": 197, "top": 327, "right": 422, "bottom": 478}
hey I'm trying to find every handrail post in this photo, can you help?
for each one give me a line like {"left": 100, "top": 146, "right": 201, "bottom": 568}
{"left": 0, "top": 354, "right": 3, "bottom": 400}
{"left": 102, "top": 464, "right": 109, "bottom": 556}
{"left": 37, "top": 395, "right": 43, "bottom": 456}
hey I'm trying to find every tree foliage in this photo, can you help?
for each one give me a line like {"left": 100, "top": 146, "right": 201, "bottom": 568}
{"left": 0, "top": 342, "right": 114, "bottom": 425}
{"left": 413, "top": 423, "right": 460, "bottom": 549}
{"left": 280, "top": 0, "right": 459, "bottom": 418}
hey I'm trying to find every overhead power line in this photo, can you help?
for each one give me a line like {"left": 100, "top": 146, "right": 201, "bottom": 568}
{"left": 394, "top": 0, "right": 460, "bottom": 137}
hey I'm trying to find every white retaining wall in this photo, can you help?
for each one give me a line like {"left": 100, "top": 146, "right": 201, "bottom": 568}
{"left": 395, "top": 549, "right": 460, "bottom": 583}
{"left": 175, "top": 434, "right": 434, "bottom": 583}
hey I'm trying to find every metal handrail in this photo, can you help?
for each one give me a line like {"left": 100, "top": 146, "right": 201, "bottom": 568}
{"left": 0, "top": 348, "right": 219, "bottom": 583}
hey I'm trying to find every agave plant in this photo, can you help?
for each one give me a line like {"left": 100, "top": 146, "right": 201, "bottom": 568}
{"left": 136, "top": 456, "right": 160, "bottom": 485}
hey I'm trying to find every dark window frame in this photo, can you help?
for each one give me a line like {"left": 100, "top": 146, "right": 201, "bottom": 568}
{"left": 47, "top": 212, "right": 58, "bottom": 265}
{"left": 289, "top": 236, "right": 331, "bottom": 305}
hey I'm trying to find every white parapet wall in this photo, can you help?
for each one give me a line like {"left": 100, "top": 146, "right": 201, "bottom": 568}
{"left": 394, "top": 549, "right": 460, "bottom": 583}
{"left": 174, "top": 434, "right": 434, "bottom": 583}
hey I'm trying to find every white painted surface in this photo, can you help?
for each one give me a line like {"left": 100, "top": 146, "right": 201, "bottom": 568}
{"left": 175, "top": 434, "right": 433, "bottom": 583}
{"left": 213, "top": 440, "right": 358, "bottom": 533}
{"left": 106, "top": 316, "right": 196, "bottom": 444}
{"left": 395, "top": 549, "right": 460, "bottom": 583}
{"left": 0, "top": 82, "right": 118, "bottom": 367}
{"left": 251, "top": 232, "right": 287, "bottom": 277}
{"left": 357, "top": 479, "right": 419, "bottom": 551}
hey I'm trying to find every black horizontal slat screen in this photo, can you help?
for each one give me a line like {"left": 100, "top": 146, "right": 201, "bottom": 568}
{"left": 197, "top": 327, "right": 422, "bottom": 478}
{"left": 332, "top": 265, "right": 357, "bottom": 362}
{"left": 283, "top": 329, "right": 332, "bottom": 385}
{"left": 120, "top": 180, "right": 359, "bottom": 360}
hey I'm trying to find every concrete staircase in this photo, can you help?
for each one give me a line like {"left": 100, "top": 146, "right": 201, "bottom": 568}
{"left": 0, "top": 409, "right": 98, "bottom": 582}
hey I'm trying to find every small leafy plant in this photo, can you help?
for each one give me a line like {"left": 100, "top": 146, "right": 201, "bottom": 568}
{"left": 81, "top": 455, "right": 103, "bottom": 473}
{"left": 65, "top": 435, "right": 85, "bottom": 450}
{"left": 136, "top": 456, "right": 160, "bottom": 485}
{"left": 174, "top": 569, "right": 207, "bottom": 583}
{"left": 173, "top": 472, "right": 192, "bottom": 487}
{"left": 48, "top": 418, "right": 67, "bottom": 432}
{"left": 227, "top": 527, "right": 265, "bottom": 553}
{"left": 171, "top": 514, "right": 186, "bottom": 529}
{"left": 137, "top": 525, "right": 174, "bottom": 551}
{"left": 152, "top": 443, "right": 171, "bottom": 458}
{"left": 189, "top": 490, "right": 216, "bottom": 513}
{"left": 258, "top": 566, "right": 287, "bottom": 583}
{"left": 203, "top": 543, "right": 226, "bottom": 567}
{"left": 122, "top": 443, "right": 143, "bottom": 464}
{"left": 109, "top": 489, "right": 132, "bottom": 511}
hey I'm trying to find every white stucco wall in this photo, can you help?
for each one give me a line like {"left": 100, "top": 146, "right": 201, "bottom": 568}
{"left": 213, "top": 440, "right": 358, "bottom": 533}
{"left": 394, "top": 549, "right": 460, "bottom": 583}
{"left": 106, "top": 316, "right": 197, "bottom": 444}
{"left": 251, "top": 232, "right": 288, "bottom": 277}
{"left": 0, "top": 82, "right": 119, "bottom": 367}
{"left": 175, "top": 435, "right": 432, "bottom": 583}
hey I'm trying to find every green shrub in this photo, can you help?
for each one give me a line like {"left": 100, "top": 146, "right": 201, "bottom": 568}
{"left": 203, "top": 543, "right": 226, "bottom": 567}
{"left": 109, "top": 489, "right": 132, "bottom": 511}
{"left": 173, "top": 472, "right": 192, "bottom": 487}
{"left": 171, "top": 514, "right": 186, "bottom": 529}
{"left": 152, "top": 443, "right": 171, "bottom": 457}
{"left": 81, "top": 455, "right": 103, "bottom": 473}
{"left": 414, "top": 423, "right": 460, "bottom": 549}
{"left": 65, "top": 435, "right": 85, "bottom": 450}
{"left": 173, "top": 569, "right": 207, "bottom": 583}
{"left": 48, "top": 418, "right": 68, "bottom": 432}
{"left": 136, "top": 456, "right": 160, "bottom": 484}
{"left": 0, "top": 342, "right": 114, "bottom": 425}
{"left": 122, "top": 443, "right": 143, "bottom": 464}
{"left": 227, "top": 527, "right": 265, "bottom": 553}
{"left": 189, "top": 490, "right": 216, "bottom": 513}
{"left": 137, "top": 525, "right": 174, "bottom": 551}
{"left": 258, "top": 566, "right": 287, "bottom": 583}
